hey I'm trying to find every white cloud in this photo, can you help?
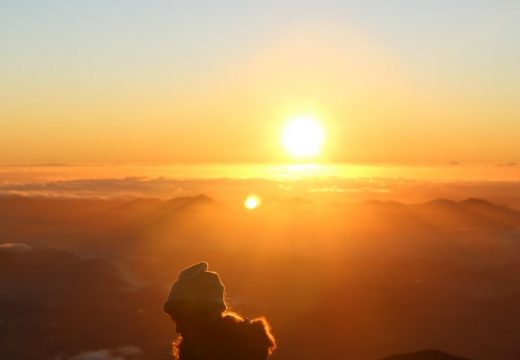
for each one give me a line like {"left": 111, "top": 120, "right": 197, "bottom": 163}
{"left": 0, "top": 177, "right": 187, "bottom": 199}
{"left": 0, "top": 242, "right": 31, "bottom": 253}
{"left": 66, "top": 346, "right": 142, "bottom": 360}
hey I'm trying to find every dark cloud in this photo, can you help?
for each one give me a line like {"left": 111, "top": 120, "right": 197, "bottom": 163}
{"left": 497, "top": 162, "right": 517, "bottom": 167}
{"left": 0, "top": 163, "right": 75, "bottom": 167}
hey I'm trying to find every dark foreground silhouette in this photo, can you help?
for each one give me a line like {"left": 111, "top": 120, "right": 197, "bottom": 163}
{"left": 163, "top": 262, "right": 276, "bottom": 360}
{"left": 381, "top": 350, "right": 472, "bottom": 360}
{"left": 3, "top": 196, "right": 520, "bottom": 359}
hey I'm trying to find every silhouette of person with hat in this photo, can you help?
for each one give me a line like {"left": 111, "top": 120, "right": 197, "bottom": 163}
{"left": 164, "top": 262, "right": 276, "bottom": 360}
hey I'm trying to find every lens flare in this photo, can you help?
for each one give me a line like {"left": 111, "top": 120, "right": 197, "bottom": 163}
{"left": 244, "top": 194, "right": 261, "bottom": 210}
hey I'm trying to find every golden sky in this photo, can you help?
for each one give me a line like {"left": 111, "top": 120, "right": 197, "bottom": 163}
{"left": 1, "top": 1, "right": 519, "bottom": 165}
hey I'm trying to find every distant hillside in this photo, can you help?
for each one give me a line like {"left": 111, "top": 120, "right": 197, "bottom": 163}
{"left": 381, "top": 350, "right": 471, "bottom": 360}
{"left": 1, "top": 195, "right": 520, "bottom": 359}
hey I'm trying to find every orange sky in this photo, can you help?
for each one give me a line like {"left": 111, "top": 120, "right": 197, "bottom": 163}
{"left": 1, "top": 1, "right": 519, "bottom": 165}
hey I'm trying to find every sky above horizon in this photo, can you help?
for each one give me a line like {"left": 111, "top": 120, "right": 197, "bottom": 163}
{"left": 1, "top": 0, "right": 519, "bottom": 165}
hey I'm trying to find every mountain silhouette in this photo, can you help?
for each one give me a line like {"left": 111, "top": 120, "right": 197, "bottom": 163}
{"left": 381, "top": 349, "right": 471, "bottom": 360}
{"left": 1, "top": 195, "right": 520, "bottom": 359}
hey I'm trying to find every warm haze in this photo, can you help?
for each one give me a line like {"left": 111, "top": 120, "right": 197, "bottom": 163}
{"left": 1, "top": 1, "right": 520, "bottom": 360}
{"left": 1, "top": 1, "right": 519, "bottom": 165}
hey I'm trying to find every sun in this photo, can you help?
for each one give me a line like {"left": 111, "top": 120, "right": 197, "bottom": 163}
{"left": 244, "top": 194, "right": 261, "bottom": 210}
{"left": 282, "top": 116, "right": 325, "bottom": 158}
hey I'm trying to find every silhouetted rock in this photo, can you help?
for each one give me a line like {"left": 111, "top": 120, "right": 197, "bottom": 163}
{"left": 381, "top": 349, "right": 471, "bottom": 360}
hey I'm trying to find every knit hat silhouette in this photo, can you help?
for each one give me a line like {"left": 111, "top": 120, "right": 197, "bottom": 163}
{"left": 163, "top": 262, "right": 225, "bottom": 314}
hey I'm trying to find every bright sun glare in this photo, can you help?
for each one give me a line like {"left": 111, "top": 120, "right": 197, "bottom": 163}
{"left": 282, "top": 116, "right": 325, "bottom": 158}
{"left": 244, "top": 194, "right": 261, "bottom": 210}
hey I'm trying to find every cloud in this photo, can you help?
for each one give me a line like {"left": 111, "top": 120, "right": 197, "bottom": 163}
{"left": 0, "top": 242, "right": 31, "bottom": 253}
{"left": 496, "top": 162, "right": 517, "bottom": 167}
{"left": 62, "top": 346, "right": 142, "bottom": 360}
{"left": 1, "top": 176, "right": 520, "bottom": 209}
{"left": 309, "top": 186, "right": 390, "bottom": 193}
{"left": 0, "top": 177, "right": 187, "bottom": 199}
